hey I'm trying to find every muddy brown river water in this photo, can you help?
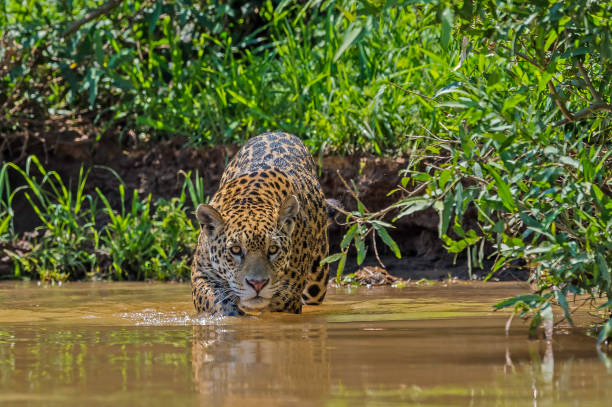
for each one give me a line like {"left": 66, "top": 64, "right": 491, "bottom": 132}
{"left": 0, "top": 281, "right": 610, "bottom": 406}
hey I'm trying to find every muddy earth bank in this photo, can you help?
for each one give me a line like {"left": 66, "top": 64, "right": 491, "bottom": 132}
{"left": 1, "top": 121, "right": 525, "bottom": 281}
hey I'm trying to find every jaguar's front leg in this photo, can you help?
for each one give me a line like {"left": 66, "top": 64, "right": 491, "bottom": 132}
{"left": 268, "top": 278, "right": 304, "bottom": 314}
{"left": 192, "top": 272, "right": 244, "bottom": 317}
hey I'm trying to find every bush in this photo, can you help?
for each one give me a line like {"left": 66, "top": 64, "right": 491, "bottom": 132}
{"left": 2, "top": 0, "right": 465, "bottom": 153}
{"left": 1, "top": 156, "right": 199, "bottom": 281}
{"left": 326, "top": 0, "right": 612, "bottom": 344}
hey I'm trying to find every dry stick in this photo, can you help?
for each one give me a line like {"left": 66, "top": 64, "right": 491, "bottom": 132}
{"left": 62, "top": 0, "right": 124, "bottom": 37}
{"left": 335, "top": 169, "right": 369, "bottom": 213}
{"left": 505, "top": 312, "right": 514, "bottom": 337}
{"left": 499, "top": 43, "right": 544, "bottom": 71}
{"left": 388, "top": 81, "right": 433, "bottom": 101}
{"left": 371, "top": 231, "right": 385, "bottom": 268}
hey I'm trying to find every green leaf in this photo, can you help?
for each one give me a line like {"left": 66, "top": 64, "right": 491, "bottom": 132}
{"left": 438, "top": 192, "right": 454, "bottom": 238}
{"left": 321, "top": 252, "right": 344, "bottom": 265}
{"left": 334, "top": 24, "right": 363, "bottom": 62}
{"left": 340, "top": 224, "right": 358, "bottom": 249}
{"left": 357, "top": 200, "right": 366, "bottom": 215}
{"left": 355, "top": 236, "right": 366, "bottom": 265}
{"left": 147, "top": 1, "right": 163, "bottom": 36}
{"left": 336, "top": 252, "right": 347, "bottom": 280}
{"left": 597, "top": 252, "right": 610, "bottom": 285}
{"left": 598, "top": 318, "right": 612, "bottom": 347}
{"left": 473, "top": 162, "right": 483, "bottom": 179}
{"left": 485, "top": 164, "right": 516, "bottom": 212}
{"left": 559, "top": 156, "right": 579, "bottom": 169}
{"left": 597, "top": 300, "right": 612, "bottom": 310}
{"left": 393, "top": 197, "right": 432, "bottom": 220}
{"left": 555, "top": 288, "right": 573, "bottom": 326}
{"left": 529, "top": 311, "right": 543, "bottom": 339}
{"left": 440, "top": 8, "right": 454, "bottom": 51}
{"left": 438, "top": 169, "right": 452, "bottom": 189}
{"left": 560, "top": 47, "right": 590, "bottom": 58}
{"left": 494, "top": 294, "right": 542, "bottom": 309}
{"left": 0, "top": 216, "right": 10, "bottom": 235}
{"left": 373, "top": 224, "right": 401, "bottom": 258}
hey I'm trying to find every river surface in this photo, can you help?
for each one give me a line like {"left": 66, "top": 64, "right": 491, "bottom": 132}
{"left": 0, "top": 281, "right": 610, "bottom": 406}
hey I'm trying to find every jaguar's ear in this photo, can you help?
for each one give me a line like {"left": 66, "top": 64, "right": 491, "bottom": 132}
{"left": 277, "top": 195, "right": 300, "bottom": 235}
{"left": 196, "top": 204, "right": 224, "bottom": 235}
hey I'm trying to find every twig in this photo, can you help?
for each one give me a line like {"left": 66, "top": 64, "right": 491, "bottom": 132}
{"left": 406, "top": 180, "right": 429, "bottom": 198}
{"left": 371, "top": 231, "right": 385, "bottom": 268}
{"left": 553, "top": 100, "right": 612, "bottom": 126}
{"left": 325, "top": 199, "right": 352, "bottom": 220}
{"left": 415, "top": 125, "right": 460, "bottom": 144}
{"left": 336, "top": 170, "right": 369, "bottom": 213}
{"left": 62, "top": 0, "right": 124, "bottom": 37}
{"left": 576, "top": 60, "right": 603, "bottom": 103}
{"left": 388, "top": 81, "right": 433, "bottom": 101}
{"left": 505, "top": 312, "right": 514, "bottom": 336}
{"left": 499, "top": 43, "right": 545, "bottom": 71}
{"left": 547, "top": 81, "right": 575, "bottom": 123}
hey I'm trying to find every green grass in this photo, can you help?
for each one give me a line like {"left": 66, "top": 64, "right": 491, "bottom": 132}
{"left": 1, "top": 156, "right": 199, "bottom": 281}
{"left": 1, "top": 0, "right": 455, "bottom": 154}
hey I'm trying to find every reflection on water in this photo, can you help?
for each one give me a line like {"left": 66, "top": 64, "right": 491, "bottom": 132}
{"left": 0, "top": 281, "right": 610, "bottom": 406}
{"left": 192, "top": 323, "right": 329, "bottom": 405}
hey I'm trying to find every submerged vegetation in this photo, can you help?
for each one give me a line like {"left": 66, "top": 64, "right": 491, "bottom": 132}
{"left": 1, "top": 1, "right": 611, "bottom": 341}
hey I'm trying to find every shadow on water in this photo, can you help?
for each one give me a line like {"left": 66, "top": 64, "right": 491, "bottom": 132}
{"left": 0, "top": 281, "right": 610, "bottom": 406}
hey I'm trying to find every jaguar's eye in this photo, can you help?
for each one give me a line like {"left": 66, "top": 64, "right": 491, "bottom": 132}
{"left": 230, "top": 245, "right": 242, "bottom": 256}
{"left": 268, "top": 245, "right": 279, "bottom": 256}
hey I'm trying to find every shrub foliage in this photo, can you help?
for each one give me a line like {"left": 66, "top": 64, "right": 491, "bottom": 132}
{"left": 322, "top": 1, "right": 612, "bottom": 342}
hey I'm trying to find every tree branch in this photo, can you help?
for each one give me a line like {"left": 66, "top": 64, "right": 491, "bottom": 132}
{"left": 576, "top": 60, "right": 603, "bottom": 103}
{"left": 499, "top": 43, "right": 545, "bottom": 71}
{"left": 62, "top": 0, "right": 124, "bottom": 37}
{"left": 547, "top": 81, "right": 575, "bottom": 122}
{"left": 553, "top": 101, "right": 612, "bottom": 126}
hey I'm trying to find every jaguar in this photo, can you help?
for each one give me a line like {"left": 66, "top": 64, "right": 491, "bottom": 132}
{"left": 191, "top": 132, "right": 330, "bottom": 316}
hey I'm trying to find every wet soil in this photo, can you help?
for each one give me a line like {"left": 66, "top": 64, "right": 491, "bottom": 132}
{"left": 1, "top": 120, "right": 523, "bottom": 281}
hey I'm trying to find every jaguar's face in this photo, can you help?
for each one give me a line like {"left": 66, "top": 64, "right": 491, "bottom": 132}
{"left": 196, "top": 195, "right": 299, "bottom": 311}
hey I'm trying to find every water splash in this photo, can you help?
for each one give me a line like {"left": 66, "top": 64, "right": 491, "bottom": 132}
{"left": 118, "top": 310, "right": 223, "bottom": 326}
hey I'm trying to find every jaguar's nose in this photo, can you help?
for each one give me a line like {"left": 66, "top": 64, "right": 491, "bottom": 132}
{"left": 245, "top": 278, "right": 269, "bottom": 294}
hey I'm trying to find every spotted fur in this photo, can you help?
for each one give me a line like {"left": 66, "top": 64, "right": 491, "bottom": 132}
{"left": 191, "top": 132, "right": 329, "bottom": 315}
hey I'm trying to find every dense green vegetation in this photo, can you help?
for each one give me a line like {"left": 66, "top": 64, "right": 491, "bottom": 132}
{"left": 1, "top": 1, "right": 611, "bottom": 342}
{"left": 0, "top": 156, "right": 203, "bottom": 281}
{"left": 2, "top": 0, "right": 448, "bottom": 153}
{"left": 322, "top": 1, "right": 612, "bottom": 344}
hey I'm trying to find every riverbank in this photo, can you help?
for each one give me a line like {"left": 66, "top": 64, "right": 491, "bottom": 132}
{"left": 1, "top": 122, "right": 512, "bottom": 281}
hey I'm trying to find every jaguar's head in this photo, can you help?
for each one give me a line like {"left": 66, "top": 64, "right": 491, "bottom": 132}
{"left": 196, "top": 193, "right": 299, "bottom": 311}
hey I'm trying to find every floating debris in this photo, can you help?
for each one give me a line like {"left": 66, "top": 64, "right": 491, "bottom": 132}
{"left": 329, "top": 266, "right": 405, "bottom": 287}
{"left": 354, "top": 266, "right": 401, "bottom": 286}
